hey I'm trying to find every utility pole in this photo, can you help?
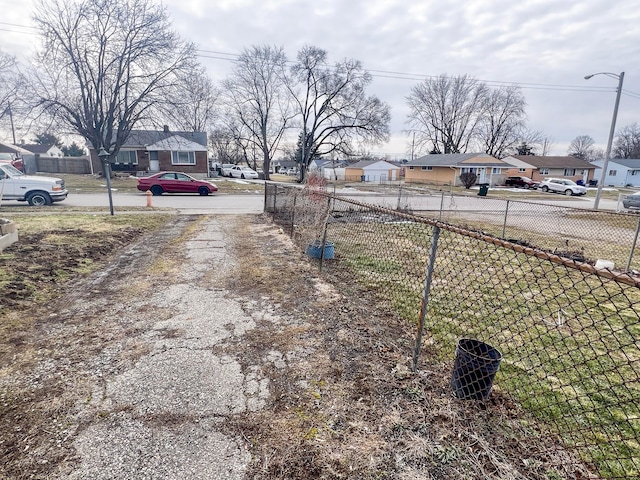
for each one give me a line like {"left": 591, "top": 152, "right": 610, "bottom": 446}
{"left": 8, "top": 102, "right": 16, "bottom": 145}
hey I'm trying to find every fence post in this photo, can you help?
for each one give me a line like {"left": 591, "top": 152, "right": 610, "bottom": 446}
{"left": 626, "top": 216, "right": 640, "bottom": 271}
{"left": 273, "top": 185, "right": 278, "bottom": 214}
{"left": 396, "top": 183, "right": 403, "bottom": 210}
{"left": 412, "top": 226, "right": 441, "bottom": 372}
{"left": 290, "top": 193, "right": 297, "bottom": 236}
{"left": 439, "top": 191, "right": 445, "bottom": 220}
{"left": 263, "top": 182, "right": 268, "bottom": 214}
{"left": 502, "top": 199, "right": 510, "bottom": 239}
{"left": 319, "top": 195, "right": 332, "bottom": 271}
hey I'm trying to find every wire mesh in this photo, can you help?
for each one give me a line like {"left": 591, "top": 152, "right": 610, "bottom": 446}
{"left": 266, "top": 182, "right": 640, "bottom": 479}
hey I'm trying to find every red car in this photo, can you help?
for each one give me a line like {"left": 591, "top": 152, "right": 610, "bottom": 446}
{"left": 137, "top": 171, "right": 218, "bottom": 196}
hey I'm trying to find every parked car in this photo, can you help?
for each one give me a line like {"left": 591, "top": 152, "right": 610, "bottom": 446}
{"left": 538, "top": 178, "right": 587, "bottom": 196}
{"left": 286, "top": 168, "right": 298, "bottom": 176}
{"left": 0, "top": 162, "right": 67, "bottom": 205}
{"left": 622, "top": 192, "right": 640, "bottom": 209}
{"left": 136, "top": 171, "right": 218, "bottom": 196}
{"left": 220, "top": 164, "right": 236, "bottom": 177}
{"left": 504, "top": 176, "right": 538, "bottom": 189}
{"left": 0, "top": 154, "right": 24, "bottom": 172}
{"left": 228, "top": 165, "right": 259, "bottom": 179}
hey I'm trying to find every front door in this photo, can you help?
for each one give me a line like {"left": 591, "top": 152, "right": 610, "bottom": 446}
{"left": 149, "top": 151, "right": 160, "bottom": 172}
{"left": 477, "top": 168, "right": 486, "bottom": 183}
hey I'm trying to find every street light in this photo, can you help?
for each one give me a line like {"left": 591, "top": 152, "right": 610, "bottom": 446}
{"left": 584, "top": 71, "right": 625, "bottom": 209}
{"left": 98, "top": 147, "right": 115, "bottom": 216}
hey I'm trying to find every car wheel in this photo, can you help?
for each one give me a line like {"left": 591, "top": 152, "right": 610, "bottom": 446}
{"left": 541, "top": 186, "right": 549, "bottom": 192}
{"left": 524, "top": 184, "right": 530, "bottom": 189}
{"left": 241, "top": 174, "right": 245, "bottom": 179}
{"left": 150, "top": 185, "right": 164, "bottom": 196}
{"left": 198, "top": 186, "right": 209, "bottom": 196}
{"left": 564, "top": 189, "right": 573, "bottom": 196}
{"left": 27, "top": 191, "right": 52, "bottom": 206}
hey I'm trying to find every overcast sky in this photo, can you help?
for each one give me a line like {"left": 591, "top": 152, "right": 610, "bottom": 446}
{"left": 1, "top": 0, "right": 639, "bottom": 158}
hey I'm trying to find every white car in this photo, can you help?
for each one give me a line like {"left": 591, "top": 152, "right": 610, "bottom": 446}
{"left": 228, "top": 165, "right": 259, "bottom": 179}
{"left": 538, "top": 178, "right": 587, "bottom": 196}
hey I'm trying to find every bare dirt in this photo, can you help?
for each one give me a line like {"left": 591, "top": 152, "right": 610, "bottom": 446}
{"left": 0, "top": 213, "right": 598, "bottom": 479}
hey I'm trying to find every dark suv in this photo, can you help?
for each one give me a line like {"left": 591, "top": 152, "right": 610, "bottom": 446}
{"left": 504, "top": 176, "right": 538, "bottom": 189}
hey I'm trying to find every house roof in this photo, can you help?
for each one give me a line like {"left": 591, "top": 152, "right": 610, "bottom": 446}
{"left": 145, "top": 135, "right": 207, "bottom": 152}
{"left": 109, "top": 129, "right": 207, "bottom": 149}
{"left": 20, "top": 144, "right": 54, "bottom": 154}
{"left": 0, "top": 142, "right": 34, "bottom": 155}
{"left": 347, "top": 160, "right": 401, "bottom": 169}
{"left": 410, "top": 153, "right": 508, "bottom": 167}
{"left": 508, "top": 155, "right": 596, "bottom": 169}
{"left": 592, "top": 158, "right": 640, "bottom": 169}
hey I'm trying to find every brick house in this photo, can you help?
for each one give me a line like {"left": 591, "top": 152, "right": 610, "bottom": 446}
{"left": 89, "top": 127, "right": 208, "bottom": 176}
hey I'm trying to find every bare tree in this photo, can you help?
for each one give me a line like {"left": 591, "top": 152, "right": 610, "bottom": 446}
{"left": 208, "top": 126, "right": 245, "bottom": 166}
{"left": 221, "top": 45, "right": 292, "bottom": 180}
{"left": 508, "top": 130, "right": 555, "bottom": 156}
{"left": 567, "top": 135, "right": 595, "bottom": 159}
{"left": 477, "top": 86, "right": 527, "bottom": 158}
{"left": 0, "top": 51, "right": 27, "bottom": 143}
{"left": 162, "top": 65, "right": 220, "bottom": 133}
{"left": 406, "top": 74, "right": 488, "bottom": 155}
{"left": 613, "top": 123, "right": 640, "bottom": 159}
{"left": 32, "top": 0, "right": 196, "bottom": 161}
{"left": 287, "top": 45, "right": 390, "bottom": 181}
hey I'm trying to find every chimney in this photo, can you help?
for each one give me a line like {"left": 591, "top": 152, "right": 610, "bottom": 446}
{"left": 163, "top": 125, "right": 169, "bottom": 133}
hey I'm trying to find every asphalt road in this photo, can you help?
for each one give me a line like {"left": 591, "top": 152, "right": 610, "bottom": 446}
{"left": 2, "top": 186, "right": 622, "bottom": 214}
{"left": 62, "top": 192, "right": 266, "bottom": 214}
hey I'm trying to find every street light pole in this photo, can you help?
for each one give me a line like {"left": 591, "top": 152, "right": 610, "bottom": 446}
{"left": 98, "top": 147, "right": 115, "bottom": 216}
{"left": 585, "top": 71, "right": 624, "bottom": 210}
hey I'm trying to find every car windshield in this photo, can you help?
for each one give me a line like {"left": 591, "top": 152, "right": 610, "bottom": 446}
{"left": 0, "top": 163, "right": 24, "bottom": 177}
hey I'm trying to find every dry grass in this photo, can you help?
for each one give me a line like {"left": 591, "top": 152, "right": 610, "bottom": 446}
{"left": 217, "top": 214, "right": 597, "bottom": 479}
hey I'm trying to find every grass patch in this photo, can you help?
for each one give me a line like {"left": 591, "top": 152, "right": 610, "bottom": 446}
{"left": 317, "top": 218, "right": 640, "bottom": 478}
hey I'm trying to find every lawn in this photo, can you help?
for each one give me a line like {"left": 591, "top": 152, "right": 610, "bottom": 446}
{"left": 293, "top": 205, "right": 640, "bottom": 479}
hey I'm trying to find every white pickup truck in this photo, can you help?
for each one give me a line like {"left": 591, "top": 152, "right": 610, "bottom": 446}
{"left": 0, "top": 163, "right": 68, "bottom": 206}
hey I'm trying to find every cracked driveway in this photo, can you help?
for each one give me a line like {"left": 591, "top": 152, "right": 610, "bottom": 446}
{"left": 48, "top": 215, "right": 268, "bottom": 479}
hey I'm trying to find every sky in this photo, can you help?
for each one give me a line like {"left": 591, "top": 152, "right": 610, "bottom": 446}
{"left": 1, "top": 0, "right": 639, "bottom": 159}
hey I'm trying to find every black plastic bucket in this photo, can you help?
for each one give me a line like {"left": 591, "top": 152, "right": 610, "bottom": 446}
{"left": 451, "top": 338, "right": 502, "bottom": 400}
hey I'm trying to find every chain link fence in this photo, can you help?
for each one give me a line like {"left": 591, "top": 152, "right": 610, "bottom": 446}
{"left": 266, "top": 182, "right": 640, "bottom": 479}
{"left": 310, "top": 184, "right": 640, "bottom": 272}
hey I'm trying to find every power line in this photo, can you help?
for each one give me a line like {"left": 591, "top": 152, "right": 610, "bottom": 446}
{"left": 1, "top": 26, "right": 633, "bottom": 96}
{"left": 195, "top": 48, "right": 616, "bottom": 94}
{"left": 0, "top": 21, "right": 37, "bottom": 30}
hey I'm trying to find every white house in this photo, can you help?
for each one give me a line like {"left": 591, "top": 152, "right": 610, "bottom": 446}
{"left": 344, "top": 160, "right": 402, "bottom": 183}
{"left": 20, "top": 143, "right": 65, "bottom": 157}
{"left": 590, "top": 158, "right": 640, "bottom": 187}
{"left": 309, "top": 158, "right": 348, "bottom": 180}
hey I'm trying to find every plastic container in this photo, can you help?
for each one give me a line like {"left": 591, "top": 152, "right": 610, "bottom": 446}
{"left": 305, "top": 241, "right": 335, "bottom": 259}
{"left": 451, "top": 338, "right": 502, "bottom": 400}
{"left": 477, "top": 184, "right": 489, "bottom": 196}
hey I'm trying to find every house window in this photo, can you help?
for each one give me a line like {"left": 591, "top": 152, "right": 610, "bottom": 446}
{"left": 539, "top": 168, "right": 549, "bottom": 175}
{"left": 408, "top": 166, "right": 414, "bottom": 170}
{"left": 492, "top": 168, "right": 501, "bottom": 174}
{"left": 609, "top": 170, "right": 618, "bottom": 176}
{"left": 115, "top": 150, "right": 138, "bottom": 164}
{"left": 171, "top": 151, "right": 196, "bottom": 165}
{"left": 461, "top": 167, "right": 478, "bottom": 174}
{"left": 518, "top": 168, "right": 526, "bottom": 173}
{"left": 564, "top": 168, "right": 576, "bottom": 176}
{"left": 421, "top": 166, "right": 432, "bottom": 171}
